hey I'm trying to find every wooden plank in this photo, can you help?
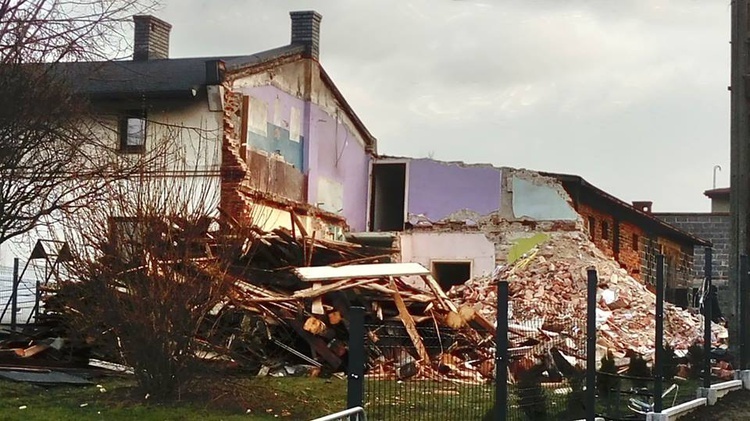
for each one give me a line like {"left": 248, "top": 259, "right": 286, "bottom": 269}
{"left": 292, "top": 278, "right": 377, "bottom": 299}
{"left": 390, "top": 279, "right": 430, "bottom": 365}
{"left": 420, "top": 275, "right": 457, "bottom": 312}
{"left": 470, "top": 312, "right": 497, "bottom": 334}
{"left": 311, "top": 281, "right": 324, "bottom": 315}
{"left": 306, "top": 231, "right": 317, "bottom": 267}
{"left": 289, "top": 209, "right": 296, "bottom": 239}
{"left": 330, "top": 254, "right": 392, "bottom": 267}
{"left": 290, "top": 320, "right": 342, "bottom": 369}
{"left": 290, "top": 210, "right": 308, "bottom": 238}
{"left": 295, "top": 263, "right": 431, "bottom": 282}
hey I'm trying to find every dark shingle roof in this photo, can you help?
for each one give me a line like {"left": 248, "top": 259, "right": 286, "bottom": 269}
{"left": 543, "top": 171, "right": 711, "bottom": 247}
{"left": 44, "top": 43, "right": 376, "bottom": 148}
{"left": 704, "top": 187, "right": 729, "bottom": 199}
{"left": 55, "top": 45, "right": 304, "bottom": 98}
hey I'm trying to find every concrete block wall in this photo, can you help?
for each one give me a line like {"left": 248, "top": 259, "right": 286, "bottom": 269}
{"left": 654, "top": 213, "right": 730, "bottom": 280}
{"left": 655, "top": 212, "right": 730, "bottom": 313}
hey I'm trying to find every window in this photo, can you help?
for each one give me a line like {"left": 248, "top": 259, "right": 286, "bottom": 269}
{"left": 632, "top": 234, "right": 640, "bottom": 251}
{"left": 119, "top": 111, "right": 147, "bottom": 153}
{"left": 432, "top": 261, "right": 472, "bottom": 292}
{"left": 587, "top": 216, "right": 596, "bottom": 239}
{"left": 602, "top": 221, "right": 610, "bottom": 240}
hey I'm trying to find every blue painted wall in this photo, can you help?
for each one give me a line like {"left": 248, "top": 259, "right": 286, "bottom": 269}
{"left": 246, "top": 122, "right": 304, "bottom": 170}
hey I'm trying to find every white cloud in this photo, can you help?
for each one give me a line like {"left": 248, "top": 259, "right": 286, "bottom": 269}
{"left": 156, "top": 0, "right": 731, "bottom": 211}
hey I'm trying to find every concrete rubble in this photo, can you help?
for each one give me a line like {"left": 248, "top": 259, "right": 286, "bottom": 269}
{"left": 0, "top": 202, "right": 729, "bottom": 385}
{"left": 449, "top": 229, "right": 728, "bottom": 371}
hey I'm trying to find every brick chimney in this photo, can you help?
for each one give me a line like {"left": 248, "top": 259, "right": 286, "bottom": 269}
{"left": 632, "top": 201, "right": 653, "bottom": 214}
{"left": 290, "top": 11, "right": 322, "bottom": 60}
{"left": 133, "top": 15, "right": 172, "bottom": 61}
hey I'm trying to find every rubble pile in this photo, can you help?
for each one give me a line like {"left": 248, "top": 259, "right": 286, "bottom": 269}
{"left": 449, "top": 230, "right": 728, "bottom": 368}
{"left": 1, "top": 214, "right": 497, "bottom": 384}
{"left": 0, "top": 215, "right": 729, "bottom": 385}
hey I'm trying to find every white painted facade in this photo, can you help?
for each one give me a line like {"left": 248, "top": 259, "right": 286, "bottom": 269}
{"left": 398, "top": 231, "right": 496, "bottom": 279}
{"left": 0, "top": 97, "right": 223, "bottom": 267}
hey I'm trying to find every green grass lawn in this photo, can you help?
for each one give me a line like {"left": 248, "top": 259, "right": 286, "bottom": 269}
{"left": 364, "top": 380, "right": 494, "bottom": 420}
{"left": 0, "top": 373, "right": 708, "bottom": 421}
{"left": 0, "top": 375, "right": 347, "bottom": 421}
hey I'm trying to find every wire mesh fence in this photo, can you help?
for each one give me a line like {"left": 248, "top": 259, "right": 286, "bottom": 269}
{"left": 506, "top": 301, "right": 588, "bottom": 421}
{"left": 362, "top": 322, "right": 494, "bottom": 421}
{"left": 0, "top": 261, "right": 43, "bottom": 325}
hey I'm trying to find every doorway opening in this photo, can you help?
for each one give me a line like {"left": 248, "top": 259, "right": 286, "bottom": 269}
{"left": 369, "top": 163, "right": 406, "bottom": 231}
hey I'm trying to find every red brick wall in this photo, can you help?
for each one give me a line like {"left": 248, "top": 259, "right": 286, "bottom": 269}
{"left": 618, "top": 220, "right": 645, "bottom": 279}
{"left": 220, "top": 90, "right": 255, "bottom": 224}
{"left": 578, "top": 203, "right": 645, "bottom": 281}
{"left": 577, "top": 201, "right": 693, "bottom": 304}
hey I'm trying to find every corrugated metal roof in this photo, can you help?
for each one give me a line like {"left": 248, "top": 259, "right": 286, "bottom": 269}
{"left": 294, "top": 263, "right": 430, "bottom": 282}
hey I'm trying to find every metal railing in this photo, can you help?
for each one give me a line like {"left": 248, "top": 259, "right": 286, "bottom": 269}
{"left": 311, "top": 406, "right": 367, "bottom": 421}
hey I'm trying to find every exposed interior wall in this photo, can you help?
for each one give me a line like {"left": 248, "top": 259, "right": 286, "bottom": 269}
{"left": 232, "top": 60, "right": 371, "bottom": 231}
{"left": 405, "top": 159, "right": 502, "bottom": 222}
{"left": 398, "top": 231, "right": 496, "bottom": 282}
{"left": 510, "top": 170, "right": 578, "bottom": 221}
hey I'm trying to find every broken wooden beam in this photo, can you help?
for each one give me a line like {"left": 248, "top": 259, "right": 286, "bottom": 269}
{"left": 390, "top": 278, "right": 430, "bottom": 365}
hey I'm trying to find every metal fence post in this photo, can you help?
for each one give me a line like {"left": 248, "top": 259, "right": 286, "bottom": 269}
{"left": 586, "top": 268, "right": 597, "bottom": 421}
{"left": 654, "top": 254, "right": 665, "bottom": 413}
{"left": 10, "top": 258, "right": 19, "bottom": 331}
{"left": 347, "top": 306, "right": 365, "bottom": 410}
{"left": 495, "top": 279, "right": 509, "bottom": 421}
{"left": 740, "top": 254, "right": 748, "bottom": 370}
{"left": 704, "top": 248, "right": 713, "bottom": 388}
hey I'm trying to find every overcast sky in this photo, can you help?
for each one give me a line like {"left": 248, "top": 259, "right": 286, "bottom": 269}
{"left": 158, "top": 0, "right": 731, "bottom": 212}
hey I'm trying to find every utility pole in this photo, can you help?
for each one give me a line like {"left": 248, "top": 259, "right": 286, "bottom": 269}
{"left": 730, "top": 0, "right": 750, "bottom": 367}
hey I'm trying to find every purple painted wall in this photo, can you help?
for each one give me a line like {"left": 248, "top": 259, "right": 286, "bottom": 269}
{"left": 308, "top": 106, "right": 370, "bottom": 232}
{"left": 239, "top": 85, "right": 370, "bottom": 232}
{"left": 407, "top": 159, "right": 502, "bottom": 221}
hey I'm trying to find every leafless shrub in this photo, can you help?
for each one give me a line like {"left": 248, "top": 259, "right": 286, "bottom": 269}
{"left": 0, "top": 0, "right": 156, "bottom": 249}
{"left": 51, "top": 123, "right": 235, "bottom": 400}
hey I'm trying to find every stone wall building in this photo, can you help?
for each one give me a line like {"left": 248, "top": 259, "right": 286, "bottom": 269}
{"left": 655, "top": 188, "right": 730, "bottom": 312}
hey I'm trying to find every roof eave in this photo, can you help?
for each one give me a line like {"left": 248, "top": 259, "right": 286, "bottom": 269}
{"left": 318, "top": 66, "right": 377, "bottom": 152}
{"left": 84, "top": 89, "right": 201, "bottom": 100}
{"left": 543, "top": 172, "right": 712, "bottom": 247}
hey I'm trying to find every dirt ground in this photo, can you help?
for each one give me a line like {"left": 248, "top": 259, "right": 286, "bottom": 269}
{"left": 679, "top": 390, "right": 750, "bottom": 421}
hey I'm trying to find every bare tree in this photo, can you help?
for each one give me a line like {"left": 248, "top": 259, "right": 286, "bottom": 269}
{"left": 0, "top": 0, "right": 155, "bottom": 248}
{"left": 50, "top": 124, "right": 230, "bottom": 399}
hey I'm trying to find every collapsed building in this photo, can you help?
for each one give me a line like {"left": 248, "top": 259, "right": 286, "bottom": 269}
{"left": 362, "top": 158, "right": 709, "bottom": 305}
{"left": 0, "top": 9, "right": 725, "bottom": 383}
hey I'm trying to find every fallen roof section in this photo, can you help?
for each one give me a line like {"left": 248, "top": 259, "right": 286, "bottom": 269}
{"left": 294, "top": 262, "right": 431, "bottom": 282}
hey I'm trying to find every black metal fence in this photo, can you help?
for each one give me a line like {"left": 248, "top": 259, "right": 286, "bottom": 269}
{"left": 506, "top": 301, "right": 588, "bottom": 421}
{"left": 0, "top": 258, "right": 40, "bottom": 327}
{"left": 360, "top": 322, "right": 494, "bottom": 420}
{"left": 346, "top": 252, "right": 718, "bottom": 420}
